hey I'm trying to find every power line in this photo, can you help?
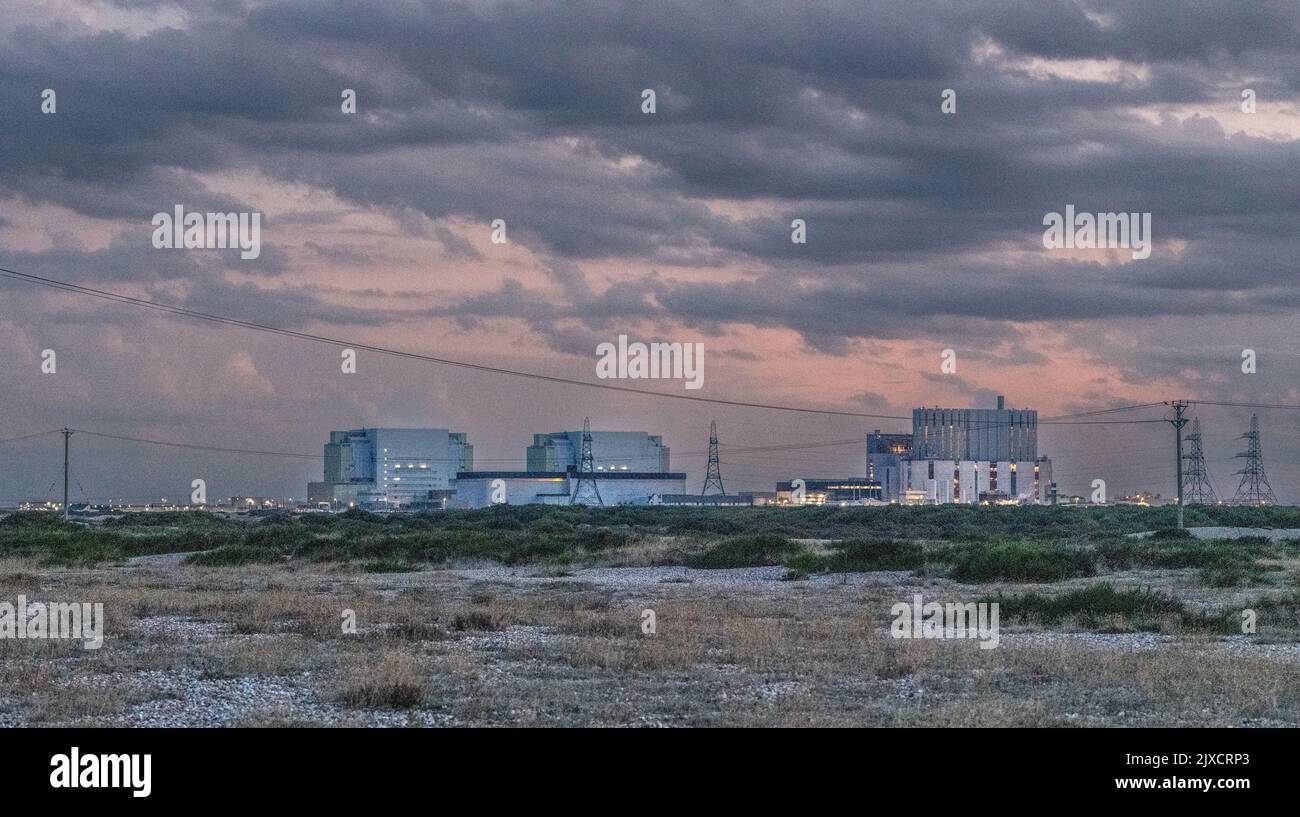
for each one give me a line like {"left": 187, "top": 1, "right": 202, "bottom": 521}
{"left": 63, "top": 428, "right": 872, "bottom": 463}
{"left": 0, "top": 430, "right": 63, "bottom": 445}
{"left": 1194, "top": 400, "right": 1300, "bottom": 411}
{"left": 0, "top": 267, "right": 1189, "bottom": 425}
{"left": 1041, "top": 402, "right": 1168, "bottom": 418}
{"left": 0, "top": 266, "right": 907, "bottom": 420}
{"left": 72, "top": 429, "right": 325, "bottom": 460}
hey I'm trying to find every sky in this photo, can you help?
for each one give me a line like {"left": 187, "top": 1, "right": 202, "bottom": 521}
{"left": 1, "top": 0, "right": 1299, "bottom": 504}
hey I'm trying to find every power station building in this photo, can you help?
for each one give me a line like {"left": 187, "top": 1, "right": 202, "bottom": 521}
{"left": 310, "top": 426, "right": 681, "bottom": 510}
{"left": 898, "top": 458, "right": 1053, "bottom": 505}
{"left": 456, "top": 428, "right": 682, "bottom": 507}
{"left": 451, "top": 470, "right": 687, "bottom": 508}
{"left": 526, "top": 431, "right": 670, "bottom": 473}
{"left": 309, "top": 427, "right": 473, "bottom": 509}
{"left": 865, "top": 396, "right": 1055, "bottom": 505}
{"left": 867, "top": 430, "right": 914, "bottom": 501}
{"left": 911, "top": 395, "right": 1038, "bottom": 462}
{"left": 775, "top": 478, "right": 883, "bottom": 505}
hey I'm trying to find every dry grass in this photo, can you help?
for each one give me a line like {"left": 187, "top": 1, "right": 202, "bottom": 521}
{"left": 0, "top": 556, "right": 1297, "bottom": 726}
{"left": 336, "top": 650, "right": 427, "bottom": 709}
{"left": 196, "top": 635, "right": 318, "bottom": 678}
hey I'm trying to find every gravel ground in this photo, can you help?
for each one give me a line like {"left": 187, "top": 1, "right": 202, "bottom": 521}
{"left": 451, "top": 564, "right": 915, "bottom": 590}
{"left": 4, "top": 557, "right": 1298, "bottom": 727}
{"left": 1130, "top": 526, "right": 1300, "bottom": 541}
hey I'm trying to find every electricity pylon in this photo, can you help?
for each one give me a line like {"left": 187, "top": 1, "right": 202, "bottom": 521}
{"left": 1231, "top": 414, "right": 1275, "bottom": 506}
{"left": 570, "top": 417, "right": 603, "bottom": 506}
{"left": 701, "top": 420, "right": 725, "bottom": 495}
{"left": 1181, "top": 417, "right": 1218, "bottom": 505}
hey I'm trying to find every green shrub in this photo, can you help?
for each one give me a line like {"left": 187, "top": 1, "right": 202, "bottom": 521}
{"left": 950, "top": 541, "right": 1095, "bottom": 583}
{"left": 360, "top": 557, "right": 418, "bottom": 573}
{"left": 985, "top": 583, "right": 1233, "bottom": 632}
{"left": 827, "top": 538, "right": 924, "bottom": 571}
{"left": 685, "top": 534, "right": 803, "bottom": 569}
{"left": 9, "top": 503, "right": 1300, "bottom": 570}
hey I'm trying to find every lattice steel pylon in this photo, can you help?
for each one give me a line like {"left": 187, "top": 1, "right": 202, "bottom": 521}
{"left": 1231, "top": 414, "right": 1275, "bottom": 506}
{"left": 570, "top": 417, "right": 604, "bottom": 506}
{"left": 1182, "top": 417, "right": 1219, "bottom": 505}
{"left": 701, "top": 420, "right": 725, "bottom": 495}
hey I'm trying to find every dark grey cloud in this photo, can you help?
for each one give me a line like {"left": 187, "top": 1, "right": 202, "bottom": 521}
{"left": 2, "top": 0, "right": 1295, "bottom": 268}
{"left": 2, "top": 0, "right": 1299, "bottom": 500}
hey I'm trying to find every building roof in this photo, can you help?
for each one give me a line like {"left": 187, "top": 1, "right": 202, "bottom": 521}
{"left": 456, "top": 471, "right": 686, "bottom": 480}
{"left": 652, "top": 494, "right": 753, "bottom": 505}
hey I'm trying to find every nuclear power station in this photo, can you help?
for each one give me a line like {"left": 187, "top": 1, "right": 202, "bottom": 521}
{"left": 306, "top": 394, "right": 1066, "bottom": 510}
{"left": 869, "top": 396, "right": 1055, "bottom": 505}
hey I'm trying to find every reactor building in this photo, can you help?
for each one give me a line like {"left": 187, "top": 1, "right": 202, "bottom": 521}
{"left": 310, "top": 427, "right": 682, "bottom": 509}
{"left": 308, "top": 427, "right": 474, "bottom": 509}
{"left": 866, "top": 396, "right": 1054, "bottom": 505}
{"left": 454, "top": 429, "right": 683, "bottom": 507}
{"left": 525, "top": 431, "right": 671, "bottom": 472}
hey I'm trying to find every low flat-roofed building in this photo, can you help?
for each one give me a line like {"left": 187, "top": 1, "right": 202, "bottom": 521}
{"left": 452, "top": 470, "right": 687, "bottom": 508}
{"left": 774, "top": 478, "right": 882, "bottom": 505}
{"left": 649, "top": 493, "right": 755, "bottom": 507}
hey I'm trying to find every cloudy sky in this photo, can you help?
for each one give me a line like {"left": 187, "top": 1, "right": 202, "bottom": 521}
{"left": 2, "top": 0, "right": 1299, "bottom": 503}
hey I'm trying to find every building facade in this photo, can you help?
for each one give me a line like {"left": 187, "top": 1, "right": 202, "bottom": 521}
{"left": 451, "top": 471, "right": 687, "bottom": 508}
{"left": 868, "top": 396, "right": 1055, "bottom": 505}
{"left": 774, "top": 478, "right": 883, "bottom": 505}
{"left": 899, "top": 458, "right": 1053, "bottom": 505}
{"left": 313, "top": 427, "right": 473, "bottom": 508}
{"left": 526, "top": 431, "right": 670, "bottom": 473}
{"left": 867, "top": 430, "right": 913, "bottom": 502}
{"left": 911, "top": 395, "right": 1037, "bottom": 462}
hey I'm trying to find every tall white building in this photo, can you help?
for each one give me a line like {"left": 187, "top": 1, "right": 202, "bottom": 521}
{"left": 311, "top": 427, "right": 473, "bottom": 508}
{"left": 868, "top": 396, "right": 1056, "bottom": 505}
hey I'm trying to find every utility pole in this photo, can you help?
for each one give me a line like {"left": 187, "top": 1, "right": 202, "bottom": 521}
{"left": 62, "top": 427, "right": 73, "bottom": 521}
{"left": 1163, "top": 401, "right": 1189, "bottom": 529}
{"left": 701, "top": 420, "right": 725, "bottom": 496}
